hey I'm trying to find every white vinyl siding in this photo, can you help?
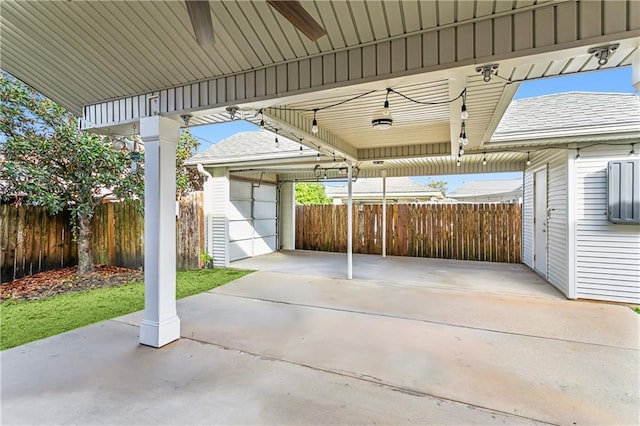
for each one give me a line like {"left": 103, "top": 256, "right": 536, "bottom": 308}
{"left": 574, "top": 146, "right": 640, "bottom": 303}
{"left": 523, "top": 171, "right": 534, "bottom": 268}
{"left": 523, "top": 150, "right": 568, "bottom": 296}
{"left": 209, "top": 168, "right": 230, "bottom": 267}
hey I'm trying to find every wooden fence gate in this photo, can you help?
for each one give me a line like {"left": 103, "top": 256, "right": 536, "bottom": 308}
{"left": 1, "top": 192, "right": 204, "bottom": 282}
{"left": 295, "top": 203, "right": 522, "bottom": 263}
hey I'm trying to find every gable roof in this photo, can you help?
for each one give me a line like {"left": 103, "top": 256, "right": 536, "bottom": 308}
{"left": 185, "top": 130, "right": 316, "bottom": 166}
{"left": 447, "top": 179, "right": 523, "bottom": 199}
{"left": 492, "top": 92, "right": 640, "bottom": 142}
{"left": 326, "top": 177, "right": 441, "bottom": 197}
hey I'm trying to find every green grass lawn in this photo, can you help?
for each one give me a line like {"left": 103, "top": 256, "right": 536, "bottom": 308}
{"left": 0, "top": 268, "right": 252, "bottom": 351}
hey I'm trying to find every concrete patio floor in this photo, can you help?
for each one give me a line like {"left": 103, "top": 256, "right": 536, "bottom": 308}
{"left": 2, "top": 253, "right": 639, "bottom": 425}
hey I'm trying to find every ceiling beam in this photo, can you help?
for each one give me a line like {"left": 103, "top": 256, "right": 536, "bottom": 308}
{"left": 262, "top": 107, "right": 358, "bottom": 161}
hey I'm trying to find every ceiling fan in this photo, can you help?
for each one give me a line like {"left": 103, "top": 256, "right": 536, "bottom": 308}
{"left": 185, "top": 0, "right": 327, "bottom": 46}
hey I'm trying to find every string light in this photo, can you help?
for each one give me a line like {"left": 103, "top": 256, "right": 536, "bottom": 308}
{"left": 383, "top": 88, "right": 391, "bottom": 116}
{"left": 576, "top": 148, "right": 581, "bottom": 160}
{"left": 526, "top": 152, "right": 531, "bottom": 166}
{"left": 259, "top": 110, "right": 265, "bottom": 130}
{"left": 461, "top": 89, "right": 468, "bottom": 120}
{"left": 630, "top": 144, "right": 636, "bottom": 157}
{"left": 482, "top": 152, "right": 487, "bottom": 166}
{"left": 459, "top": 122, "right": 469, "bottom": 145}
{"left": 274, "top": 129, "right": 279, "bottom": 148}
{"left": 459, "top": 144, "right": 464, "bottom": 156}
{"left": 316, "top": 150, "right": 320, "bottom": 161}
{"left": 311, "top": 109, "right": 319, "bottom": 133}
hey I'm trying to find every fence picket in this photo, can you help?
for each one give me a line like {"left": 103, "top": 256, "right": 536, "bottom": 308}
{"left": 295, "top": 203, "right": 522, "bottom": 264}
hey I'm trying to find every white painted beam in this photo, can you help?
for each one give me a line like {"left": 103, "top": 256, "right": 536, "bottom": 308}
{"left": 139, "top": 116, "right": 181, "bottom": 348}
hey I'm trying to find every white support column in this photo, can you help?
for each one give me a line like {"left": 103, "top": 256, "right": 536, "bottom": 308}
{"left": 280, "top": 182, "right": 296, "bottom": 250}
{"left": 381, "top": 170, "right": 387, "bottom": 258}
{"left": 347, "top": 164, "right": 353, "bottom": 280}
{"left": 139, "top": 116, "right": 181, "bottom": 348}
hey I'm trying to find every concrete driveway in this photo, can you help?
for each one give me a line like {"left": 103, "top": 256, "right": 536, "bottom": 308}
{"left": 2, "top": 253, "right": 639, "bottom": 425}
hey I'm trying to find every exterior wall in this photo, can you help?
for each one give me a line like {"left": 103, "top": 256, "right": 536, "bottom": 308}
{"left": 523, "top": 149, "right": 568, "bottom": 296}
{"left": 208, "top": 167, "right": 230, "bottom": 267}
{"left": 573, "top": 145, "right": 640, "bottom": 303}
{"left": 279, "top": 182, "right": 295, "bottom": 250}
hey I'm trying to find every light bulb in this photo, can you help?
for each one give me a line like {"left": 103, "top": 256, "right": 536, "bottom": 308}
{"left": 459, "top": 146, "right": 464, "bottom": 155}
{"left": 456, "top": 159, "right": 461, "bottom": 167}
{"left": 482, "top": 159, "right": 487, "bottom": 166}
{"left": 312, "top": 118, "right": 318, "bottom": 133}
{"left": 461, "top": 104, "right": 468, "bottom": 120}
{"left": 383, "top": 100, "right": 390, "bottom": 116}
{"left": 259, "top": 119, "right": 265, "bottom": 130}
{"left": 316, "top": 152, "right": 320, "bottom": 161}
{"left": 299, "top": 145, "right": 303, "bottom": 155}
{"left": 323, "top": 171, "right": 327, "bottom": 179}
{"left": 275, "top": 137, "right": 279, "bottom": 148}
{"left": 526, "top": 152, "right": 531, "bottom": 166}
{"left": 462, "top": 134, "right": 469, "bottom": 145}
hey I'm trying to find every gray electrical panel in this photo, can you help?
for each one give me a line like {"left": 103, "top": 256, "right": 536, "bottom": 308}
{"left": 607, "top": 159, "right": 640, "bottom": 224}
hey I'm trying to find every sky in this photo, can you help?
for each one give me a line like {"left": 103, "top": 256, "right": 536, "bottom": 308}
{"left": 189, "top": 66, "right": 636, "bottom": 192}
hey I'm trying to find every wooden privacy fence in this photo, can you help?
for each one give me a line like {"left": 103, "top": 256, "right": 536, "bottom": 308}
{"left": 1, "top": 192, "right": 204, "bottom": 282}
{"left": 296, "top": 203, "right": 522, "bottom": 263}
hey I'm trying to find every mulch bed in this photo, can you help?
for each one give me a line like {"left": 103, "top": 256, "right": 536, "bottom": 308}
{"left": 1, "top": 265, "right": 143, "bottom": 302}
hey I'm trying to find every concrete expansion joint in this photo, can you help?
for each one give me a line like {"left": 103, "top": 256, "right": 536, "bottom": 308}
{"left": 181, "top": 334, "right": 556, "bottom": 426}
{"left": 212, "top": 292, "right": 637, "bottom": 351}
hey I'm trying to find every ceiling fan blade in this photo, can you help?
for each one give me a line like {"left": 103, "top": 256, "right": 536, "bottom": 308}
{"left": 267, "top": 0, "right": 327, "bottom": 42}
{"left": 185, "top": 0, "right": 214, "bottom": 45}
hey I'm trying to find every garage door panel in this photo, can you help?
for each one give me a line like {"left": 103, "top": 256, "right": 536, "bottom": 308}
{"left": 254, "top": 201, "right": 276, "bottom": 219}
{"left": 229, "top": 200, "right": 252, "bottom": 220}
{"left": 229, "top": 240, "right": 252, "bottom": 261}
{"left": 254, "top": 236, "right": 277, "bottom": 256}
{"left": 254, "top": 184, "right": 276, "bottom": 201}
{"left": 229, "top": 220, "right": 254, "bottom": 241}
{"left": 254, "top": 219, "right": 276, "bottom": 238}
{"left": 230, "top": 180, "right": 252, "bottom": 199}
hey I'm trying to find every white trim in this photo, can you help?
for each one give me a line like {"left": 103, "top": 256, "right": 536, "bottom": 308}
{"left": 531, "top": 163, "right": 548, "bottom": 279}
{"left": 567, "top": 146, "right": 577, "bottom": 299}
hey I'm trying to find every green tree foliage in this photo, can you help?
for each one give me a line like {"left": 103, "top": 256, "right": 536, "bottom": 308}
{"left": 0, "top": 72, "right": 144, "bottom": 275}
{"left": 295, "top": 182, "right": 331, "bottom": 205}
{"left": 428, "top": 179, "right": 448, "bottom": 197}
{"left": 176, "top": 129, "right": 202, "bottom": 196}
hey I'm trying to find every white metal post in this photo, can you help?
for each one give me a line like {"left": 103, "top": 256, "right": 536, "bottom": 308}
{"left": 382, "top": 170, "right": 387, "bottom": 258}
{"left": 139, "top": 116, "right": 181, "bottom": 348}
{"left": 347, "top": 164, "right": 353, "bottom": 279}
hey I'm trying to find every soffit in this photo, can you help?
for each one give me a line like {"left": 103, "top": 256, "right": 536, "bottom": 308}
{"left": 1, "top": 0, "right": 554, "bottom": 115}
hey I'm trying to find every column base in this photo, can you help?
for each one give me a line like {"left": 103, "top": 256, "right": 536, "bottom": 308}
{"left": 140, "top": 316, "right": 181, "bottom": 348}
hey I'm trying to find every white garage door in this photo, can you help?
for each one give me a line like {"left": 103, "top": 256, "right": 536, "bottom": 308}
{"left": 228, "top": 179, "right": 277, "bottom": 261}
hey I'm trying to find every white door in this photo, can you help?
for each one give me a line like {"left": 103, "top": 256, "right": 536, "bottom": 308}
{"left": 534, "top": 169, "right": 548, "bottom": 276}
{"left": 228, "top": 179, "right": 277, "bottom": 261}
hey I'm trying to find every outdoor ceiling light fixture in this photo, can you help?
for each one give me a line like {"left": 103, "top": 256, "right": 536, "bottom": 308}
{"left": 111, "top": 137, "right": 126, "bottom": 151}
{"left": 226, "top": 105, "right": 239, "bottom": 120}
{"left": 372, "top": 89, "right": 394, "bottom": 130}
{"left": 587, "top": 43, "right": 619, "bottom": 66}
{"left": 180, "top": 114, "right": 192, "bottom": 127}
{"left": 476, "top": 64, "right": 499, "bottom": 83}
